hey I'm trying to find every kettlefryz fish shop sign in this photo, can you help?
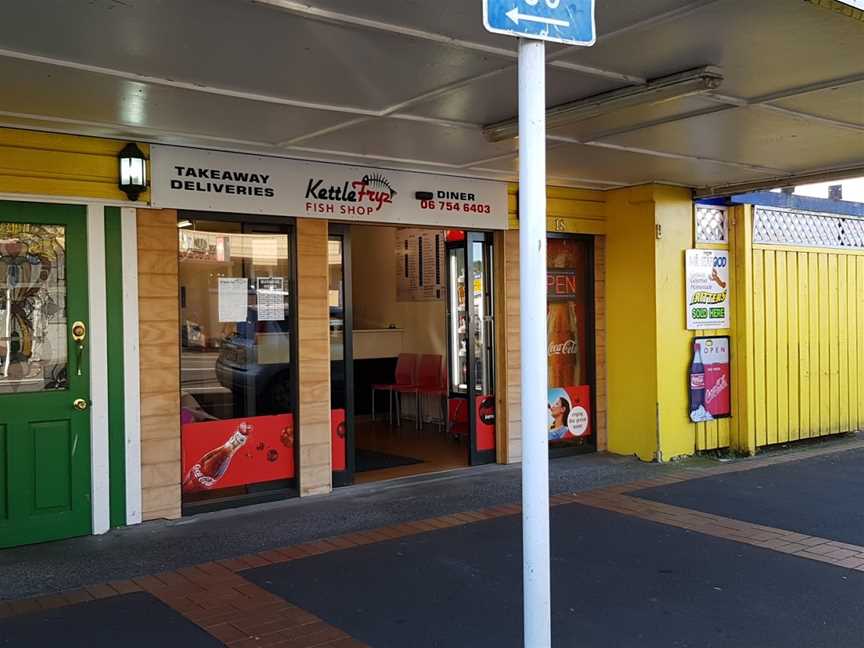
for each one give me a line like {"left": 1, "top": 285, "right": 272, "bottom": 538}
{"left": 150, "top": 145, "right": 509, "bottom": 229}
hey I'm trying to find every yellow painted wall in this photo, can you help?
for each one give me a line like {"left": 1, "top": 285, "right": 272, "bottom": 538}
{"left": 653, "top": 186, "right": 700, "bottom": 461}
{"left": 0, "top": 127, "right": 149, "bottom": 203}
{"left": 604, "top": 186, "right": 660, "bottom": 460}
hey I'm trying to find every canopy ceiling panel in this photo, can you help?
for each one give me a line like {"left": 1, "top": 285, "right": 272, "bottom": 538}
{"left": 0, "top": 0, "right": 859, "bottom": 192}
{"left": 478, "top": 142, "right": 774, "bottom": 188}
{"left": 0, "top": 58, "right": 349, "bottom": 145}
{"left": 601, "top": 108, "right": 864, "bottom": 174}
{"left": 557, "top": 0, "right": 864, "bottom": 100}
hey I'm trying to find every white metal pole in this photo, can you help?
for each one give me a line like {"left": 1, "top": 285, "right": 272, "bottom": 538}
{"left": 518, "top": 37, "right": 551, "bottom": 648}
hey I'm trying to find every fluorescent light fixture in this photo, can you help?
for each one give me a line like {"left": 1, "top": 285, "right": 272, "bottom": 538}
{"left": 806, "top": 0, "right": 864, "bottom": 19}
{"left": 482, "top": 66, "right": 724, "bottom": 143}
{"left": 177, "top": 220, "right": 193, "bottom": 229}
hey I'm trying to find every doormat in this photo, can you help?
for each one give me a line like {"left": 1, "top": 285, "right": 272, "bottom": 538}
{"left": 355, "top": 449, "right": 424, "bottom": 473}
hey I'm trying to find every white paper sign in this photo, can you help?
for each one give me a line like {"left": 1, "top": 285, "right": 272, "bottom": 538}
{"left": 218, "top": 278, "right": 249, "bottom": 323}
{"left": 257, "top": 277, "right": 285, "bottom": 322}
{"left": 150, "top": 145, "right": 509, "bottom": 230}
{"left": 685, "top": 250, "right": 730, "bottom": 330}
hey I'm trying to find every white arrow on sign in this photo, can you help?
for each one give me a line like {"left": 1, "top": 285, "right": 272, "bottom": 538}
{"left": 506, "top": 6, "right": 570, "bottom": 27}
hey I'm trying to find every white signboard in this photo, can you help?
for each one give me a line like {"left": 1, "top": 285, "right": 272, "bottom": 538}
{"left": 150, "top": 145, "right": 509, "bottom": 230}
{"left": 256, "top": 277, "right": 285, "bottom": 322}
{"left": 685, "top": 250, "right": 730, "bottom": 330}
{"left": 218, "top": 278, "right": 249, "bottom": 323}
{"left": 396, "top": 229, "right": 445, "bottom": 302}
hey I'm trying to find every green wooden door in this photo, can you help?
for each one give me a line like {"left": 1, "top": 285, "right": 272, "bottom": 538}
{"left": 0, "top": 202, "right": 91, "bottom": 548}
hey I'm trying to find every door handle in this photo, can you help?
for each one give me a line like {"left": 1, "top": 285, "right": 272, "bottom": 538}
{"left": 71, "top": 321, "right": 86, "bottom": 376}
{"left": 73, "top": 398, "right": 89, "bottom": 412}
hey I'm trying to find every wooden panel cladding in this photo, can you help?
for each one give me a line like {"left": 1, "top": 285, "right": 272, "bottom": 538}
{"left": 593, "top": 236, "right": 608, "bottom": 451}
{"left": 0, "top": 127, "right": 150, "bottom": 202}
{"left": 496, "top": 230, "right": 522, "bottom": 464}
{"left": 749, "top": 246, "right": 864, "bottom": 447}
{"left": 507, "top": 184, "right": 606, "bottom": 234}
{"left": 296, "top": 219, "right": 332, "bottom": 496}
{"left": 137, "top": 208, "right": 181, "bottom": 520}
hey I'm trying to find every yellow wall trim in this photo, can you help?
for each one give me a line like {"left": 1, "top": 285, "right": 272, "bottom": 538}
{"left": 0, "top": 127, "right": 150, "bottom": 203}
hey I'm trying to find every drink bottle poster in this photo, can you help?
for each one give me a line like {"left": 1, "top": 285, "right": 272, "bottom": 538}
{"left": 685, "top": 249, "right": 730, "bottom": 330}
{"left": 688, "top": 336, "right": 731, "bottom": 422}
{"left": 548, "top": 385, "right": 592, "bottom": 443}
{"left": 181, "top": 414, "right": 295, "bottom": 494}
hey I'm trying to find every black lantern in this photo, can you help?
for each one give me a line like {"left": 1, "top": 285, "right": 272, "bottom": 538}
{"left": 118, "top": 142, "right": 148, "bottom": 201}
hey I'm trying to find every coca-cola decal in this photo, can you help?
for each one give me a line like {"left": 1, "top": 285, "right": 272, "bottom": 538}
{"left": 181, "top": 414, "right": 295, "bottom": 494}
{"left": 689, "top": 336, "right": 731, "bottom": 422}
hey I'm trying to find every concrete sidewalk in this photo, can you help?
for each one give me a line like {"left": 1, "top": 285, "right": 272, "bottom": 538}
{"left": 2, "top": 434, "right": 864, "bottom": 647}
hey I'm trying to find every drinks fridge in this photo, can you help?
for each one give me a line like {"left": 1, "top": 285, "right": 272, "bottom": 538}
{"left": 445, "top": 231, "right": 496, "bottom": 465}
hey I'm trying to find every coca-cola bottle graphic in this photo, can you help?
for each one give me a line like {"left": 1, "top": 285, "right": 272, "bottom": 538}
{"left": 689, "top": 344, "right": 707, "bottom": 421}
{"left": 547, "top": 301, "right": 581, "bottom": 388}
{"left": 183, "top": 422, "right": 252, "bottom": 491}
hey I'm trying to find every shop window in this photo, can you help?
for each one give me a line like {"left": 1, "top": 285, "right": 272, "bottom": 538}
{"left": 178, "top": 217, "right": 297, "bottom": 511}
{"left": 547, "top": 236, "right": 594, "bottom": 451}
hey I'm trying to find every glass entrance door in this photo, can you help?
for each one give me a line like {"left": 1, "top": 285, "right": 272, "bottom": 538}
{"left": 329, "top": 226, "right": 353, "bottom": 486}
{"left": 447, "top": 231, "right": 496, "bottom": 466}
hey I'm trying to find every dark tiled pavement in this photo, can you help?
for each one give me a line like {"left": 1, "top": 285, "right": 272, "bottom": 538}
{"left": 0, "top": 592, "right": 222, "bottom": 647}
{"left": 245, "top": 503, "right": 864, "bottom": 648}
{"left": 634, "top": 447, "right": 864, "bottom": 546}
{"left": 0, "top": 452, "right": 680, "bottom": 600}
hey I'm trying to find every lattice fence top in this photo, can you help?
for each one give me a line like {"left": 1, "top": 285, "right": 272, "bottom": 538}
{"left": 753, "top": 206, "right": 864, "bottom": 250}
{"left": 695, "top": 205, "right": 728, "bottom": 244}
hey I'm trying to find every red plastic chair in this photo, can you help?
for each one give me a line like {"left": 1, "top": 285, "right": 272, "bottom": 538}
{"left": 371, "top": 353, "right": 417, "bottom": 426}
{"left": 395, "top": 354, "right": 444, "bottom": 430}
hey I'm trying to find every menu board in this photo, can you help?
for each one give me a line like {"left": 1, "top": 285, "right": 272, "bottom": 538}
{"left": 256, "top": 277, "right": 285, "bottom": 322}
{"left": 396, "top": 229, "right": 445, "bottom": 301}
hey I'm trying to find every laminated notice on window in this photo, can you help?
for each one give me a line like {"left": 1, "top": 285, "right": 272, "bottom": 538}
{"left": 218, "top": 278, "right": 249, "bottom": 322}
{"left": 257, "top": 277, "right": 285, "bottom": 322}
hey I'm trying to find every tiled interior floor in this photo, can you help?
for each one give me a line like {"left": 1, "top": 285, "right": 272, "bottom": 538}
{"left": 353, "top": 416, "right": 468, "bottom": 483}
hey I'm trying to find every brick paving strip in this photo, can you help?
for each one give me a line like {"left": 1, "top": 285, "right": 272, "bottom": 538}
{"left": 3, "top": 436, "right": 864, "bottom": 645}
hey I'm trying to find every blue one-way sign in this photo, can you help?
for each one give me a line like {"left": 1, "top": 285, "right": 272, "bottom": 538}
{"left": 483, "top": 0, "right": 596, "bottom": 46}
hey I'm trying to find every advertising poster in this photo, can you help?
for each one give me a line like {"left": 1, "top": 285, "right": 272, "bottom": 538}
{"left": 689, "top": 336, "right": 731, "bottom": 422}
{"left": 181, "top": 414, "right": 295, "bottom": 494}
{"left": 547, "top": 238, "right": 590, "bottom": 391}
{"left": 685, "top": 250, "right": 730, "bottom": 330}
{"left": 548, "top": 386, "right": 592, "bottom": 443}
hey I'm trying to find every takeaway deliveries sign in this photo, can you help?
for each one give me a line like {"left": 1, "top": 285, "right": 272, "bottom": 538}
{"left": 150, "top": 145, "right": 509, "bottom": 229}
{"left": 685, "top": 249, "right": 730, "bottom": 330}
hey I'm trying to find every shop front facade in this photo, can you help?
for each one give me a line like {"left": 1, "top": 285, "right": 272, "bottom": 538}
{"left": 2, "top": 125, "right": 864, "bottom": 548}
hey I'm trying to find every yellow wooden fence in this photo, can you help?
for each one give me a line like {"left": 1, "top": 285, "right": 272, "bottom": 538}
{"left": 711, "top": 204, "right": 864, "bottom": 454}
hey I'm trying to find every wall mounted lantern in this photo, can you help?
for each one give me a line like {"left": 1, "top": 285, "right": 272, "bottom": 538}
{"left": 118, "top": 142, "right": 148, "bottom": 201}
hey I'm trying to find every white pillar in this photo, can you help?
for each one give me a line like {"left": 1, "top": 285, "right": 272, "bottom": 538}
{"left": 518, "top": 38, "right": 551, "bottom": 648}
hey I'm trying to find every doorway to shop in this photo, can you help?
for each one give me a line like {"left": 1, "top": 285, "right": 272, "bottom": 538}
{"left": 177, "top": 213, "right": 299, "bottom": 515}
{"left": 546, "top": 234, "right": 596, "bottom": 458}
{"left": 329, "top": 224, "right": 497, "bottom": 486}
